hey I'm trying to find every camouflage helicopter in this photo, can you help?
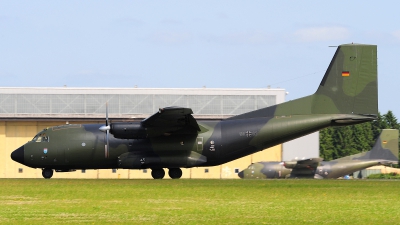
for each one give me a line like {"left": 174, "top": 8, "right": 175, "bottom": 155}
{"left": 238, "top": 129, "right": 399, "bottom": 179}
{"left": 11, "top": 44, "right": 378, "bottom": 179}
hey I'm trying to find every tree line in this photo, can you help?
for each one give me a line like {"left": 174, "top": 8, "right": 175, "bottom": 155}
{"left": 320, "top": 111, "right": 400, "bottom": 162}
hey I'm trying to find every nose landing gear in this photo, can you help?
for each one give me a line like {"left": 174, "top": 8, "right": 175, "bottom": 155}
{"left": 42, "top": 168, "right": 53, "bottom": 179}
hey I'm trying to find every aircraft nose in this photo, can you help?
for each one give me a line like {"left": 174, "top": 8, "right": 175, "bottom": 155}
{"left": 11, "top": 145, "right": 24, "bottom": 164}
{"left": 238, "top": 171, "right": 244, "bottom": 179}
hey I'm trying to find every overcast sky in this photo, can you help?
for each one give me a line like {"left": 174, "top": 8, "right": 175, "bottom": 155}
{"left": 1, "top": 1, "right": 399, "bottom": 117}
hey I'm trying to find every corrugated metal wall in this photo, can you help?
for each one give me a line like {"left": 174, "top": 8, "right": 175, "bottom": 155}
{"left": 0, "top": 94, "right": 276, "bottom": 116}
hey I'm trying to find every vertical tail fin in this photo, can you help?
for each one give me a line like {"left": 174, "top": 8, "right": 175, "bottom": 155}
{"left": 337, "top": 129, "right": 399, "bottom": 163}
{"left": 367, "top": 129, "right": 399, "bottom": 162}
{"left": 312, "top": 44, "right": 378, "bottom": 115}
{"left": 228, "top": 43, "right": 378, "bottom": 120}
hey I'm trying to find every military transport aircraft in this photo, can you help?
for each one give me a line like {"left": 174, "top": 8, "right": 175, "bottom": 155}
{"left": 11, "top": 44, "right": 378, "bottom": 179}
{"left": 238, "top": 129, "right": 399, "bottom": 179}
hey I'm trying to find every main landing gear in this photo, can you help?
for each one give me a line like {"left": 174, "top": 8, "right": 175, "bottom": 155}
{"left": 151, "top": 168, "right": 182, "bottom": 179}
{"left": 42, "top": 168, "right": 54, "bottom": 179}
{"left": 151, "top": 168, "right": 165, "bottom": 179}
{"left": 168, "top": 168, "right": 182, "bottom": 179}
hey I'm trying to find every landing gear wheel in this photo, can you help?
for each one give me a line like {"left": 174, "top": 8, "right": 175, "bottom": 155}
{"left": 42, "top": 168, "right": 54, "bottom": 179}
{"left": 151, "top": 168, "right": 165, "bottom": 179}
{"left": 168, "top": 168, "right": 182, "bottom": 179}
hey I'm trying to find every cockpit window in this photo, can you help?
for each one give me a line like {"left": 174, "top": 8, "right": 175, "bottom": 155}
{"left": 32, "top": 133, "right": 49, "bottom": 142}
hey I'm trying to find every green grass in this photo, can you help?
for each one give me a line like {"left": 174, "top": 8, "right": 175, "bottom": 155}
{"left": 0, "top": 179, "right": 400, "bottom": 224}
{"left": 368, "top": 173, "right": 400, "bottom": 179}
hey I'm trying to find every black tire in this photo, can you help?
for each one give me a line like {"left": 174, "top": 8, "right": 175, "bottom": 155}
{"left": 42, "top": 168, "right": 54, "bottom": 179}
{"left": 151, "top": 168, "right": 165, "bottom": 179}
{"left": 168, "top": 168, "right": 182, "bottom": 179}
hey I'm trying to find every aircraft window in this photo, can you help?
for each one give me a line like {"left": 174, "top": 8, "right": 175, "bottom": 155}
{"left": 33, "top": 133, "right": 49, "bottom": 143}
{"left": 42, "top": 136, "right": 49, "bottom": 142}
{"left": 32, "top": 135, "right": 39, "bottom": 142}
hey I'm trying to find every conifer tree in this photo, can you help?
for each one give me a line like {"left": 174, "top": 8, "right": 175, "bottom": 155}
{"left": 352, "top": 122, "right": 373, "bottom": 152}
{"left": 384, "top": 110, "right": 399, "bottom": 129}
{"left": 319, "top": 127, "right": 334, "bottom": 160}
{"left": 371, "top": 112, "right": 387, "bottom": 140}
{"left": 331, "top": 126, "right": 356, "bottom": 159}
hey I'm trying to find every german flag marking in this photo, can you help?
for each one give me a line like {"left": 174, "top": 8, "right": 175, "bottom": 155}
{"left": 342, "top": 71, "right": 350, "bottom": 77}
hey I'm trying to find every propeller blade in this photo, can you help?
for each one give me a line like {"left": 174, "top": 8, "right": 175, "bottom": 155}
{"left": 105, "top": 102, "right": 109, "bottom": 126}
{"left": 99, "top": 102, "right": 110, "bottom": 158}
{"left": 105, "top": 129, "right": 110, "bottom": 158}
{"left": 99, "top": 102, "right": 110, "bottom": 132}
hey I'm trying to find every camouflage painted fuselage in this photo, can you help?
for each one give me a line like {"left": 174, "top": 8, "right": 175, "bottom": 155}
{"left": 239, "top": 160, "right": 389, "bottom": 179}
{"left": 12, "top": 44, "right": 379, "bottom": 174}
{"left": 19, "top": 112, "right": 374, "bottom": 171}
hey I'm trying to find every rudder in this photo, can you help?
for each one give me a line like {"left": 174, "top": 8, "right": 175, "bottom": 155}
{"left": 312, "top": 44, "right": 378, "bottom": 115}
{"left": 344, "top": 129, "right": 399, "bottom": 163}
{"left": 369, "top": 129, "right": 399, "bottom": 162}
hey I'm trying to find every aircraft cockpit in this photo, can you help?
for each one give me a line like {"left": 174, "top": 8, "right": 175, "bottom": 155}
{"left": 31, "top": 130, "right": 49, "bottom": 143}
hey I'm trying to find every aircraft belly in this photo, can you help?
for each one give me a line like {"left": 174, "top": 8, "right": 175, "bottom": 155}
{"left": 148, "top": 134, "right": 197, "bottom": 168}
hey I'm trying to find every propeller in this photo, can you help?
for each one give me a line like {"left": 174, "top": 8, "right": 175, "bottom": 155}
{"left": 99, "top": 102, "right": 110, "bottom": 158}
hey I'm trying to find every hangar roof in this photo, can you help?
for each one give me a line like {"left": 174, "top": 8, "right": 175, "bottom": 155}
{"left": 0, "top": 87, "right": 285, "bottom": 120}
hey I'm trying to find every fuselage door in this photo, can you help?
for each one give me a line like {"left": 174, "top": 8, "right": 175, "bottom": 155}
{"left": 197, "top": 137, "right": 203, "bottom": 151}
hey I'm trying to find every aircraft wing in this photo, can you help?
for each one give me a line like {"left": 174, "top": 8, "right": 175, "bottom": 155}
{"left": 141, "top": 107, "right": 200, "bottom": 134}
{"left": 285, "top": 158, "right": 323, "bottom": 170}
{"left": 294, "top": 158, "right": 323, "bottom": 169}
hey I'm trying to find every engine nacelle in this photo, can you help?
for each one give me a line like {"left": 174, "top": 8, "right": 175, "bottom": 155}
{"left": 283, "top": 161, "right": 297, "bottom": 169}
{"left": 110, "top": 122, "right": 147, "bottom": 139}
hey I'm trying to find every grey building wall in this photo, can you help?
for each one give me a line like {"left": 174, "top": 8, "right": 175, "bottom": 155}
{"left": 0, "top": 87, "right": 285, "bottom": 120}
{"left": 282, "top": 132, "right": 319, "bottom": 161}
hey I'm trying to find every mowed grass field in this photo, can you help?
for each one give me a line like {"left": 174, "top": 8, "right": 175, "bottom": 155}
{"left": 0, "top": 179, "right": 400, "bottom": 224}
